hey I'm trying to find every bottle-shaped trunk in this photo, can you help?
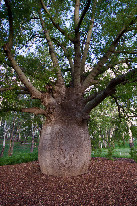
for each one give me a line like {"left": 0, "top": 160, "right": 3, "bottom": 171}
{"left": 38, "top": 118, "right": 91, "bottom": 177}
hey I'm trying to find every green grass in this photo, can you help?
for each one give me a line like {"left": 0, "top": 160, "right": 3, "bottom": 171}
{"left": 0, "top": 141, "right": 38, "bottom": 157}
{"left": 0, "top": 151, "right": 38, "bottom": 166}
{"left": 91, "top": 147, "right": 132, "bottom": 159}
{"left": 0, "top": 142, "right": 38, "bottom": 166}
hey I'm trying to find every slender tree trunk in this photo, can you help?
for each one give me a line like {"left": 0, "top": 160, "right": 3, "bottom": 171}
{"left": 8, "top": 139, "right": 14, "bottom": 156}
{"left": 128, "top": 123, "right": 134, "bottom": 148}
{"left": 30, "top": 137, "right": 35, "bottom": 153}
{"left": 8, "top": 118, "right": 15, "bottom": 156}
{"left": 30, "top": 122, "right": 35, "bottom": 153}
{"left": 0, "top": 121, "right": 6, "bottom": 157}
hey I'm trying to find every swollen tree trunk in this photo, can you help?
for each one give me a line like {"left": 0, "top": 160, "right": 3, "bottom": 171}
{"left": 38, "top": 88, "right": 91, "bottom": 177}
{"left": 38, "top": 118, "right": 91, "bottom": 177}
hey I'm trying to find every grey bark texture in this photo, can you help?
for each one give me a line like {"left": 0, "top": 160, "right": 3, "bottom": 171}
{"left": 38, "top": 120, "right": 91, "bottom": 177}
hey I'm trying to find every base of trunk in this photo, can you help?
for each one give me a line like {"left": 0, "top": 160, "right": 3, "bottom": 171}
{"left": 38, "top": 121, "right": 91, "bottom": 177}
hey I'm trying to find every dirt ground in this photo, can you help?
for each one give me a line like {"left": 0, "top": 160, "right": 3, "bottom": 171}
{"left": 0, "top": 157, "right": 136, "bottom": 206}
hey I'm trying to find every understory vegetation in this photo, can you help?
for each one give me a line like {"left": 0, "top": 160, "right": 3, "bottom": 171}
{"left": 92, "top": 142, "right": 137, "bottom": 161}
{"left": 0, "top": 140, "right": 136, "bottom": 166}
{"left": 0, "top": 142, "right": 38, "bottom": 166}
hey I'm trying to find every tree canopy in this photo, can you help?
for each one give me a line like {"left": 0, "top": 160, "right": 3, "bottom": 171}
{"left": 0, "top": 0, "right": 137, "bottom": 121}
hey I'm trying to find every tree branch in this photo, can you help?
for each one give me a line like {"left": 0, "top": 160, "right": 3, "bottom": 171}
{"left": 84, "top": 92, "right": 98, "bottom": 103}
{"left": 127, "top": 26, "right": 137, "bottom": 31}
{"left": 81, "top": 0, "right": 96, "bottom": 75}
{"left": 111, "top": 96, "right": 122, "bottom": 119}
{"left": 114, "top": 50, "right": 137, "bottom": 54}
{"left": 38, "top": 10, "right": 65, "bottom": 87}
{"left": 82, "top": 68, "right": 137, "bottom": 115}
{"left": 111, "top": 96, "right": 137, "bottom": 119}
{"left": 39, "top": 0, "right": 73, "bottom": 42}
{"left": 51, "top": 37, "right": 74, "bottom": 75}
{"left": 3, "top": 46, "right": 42, "bottom": 99}
{"left": 73, "top": 0, "right": 82, "bottom": 87}
{"left": 82, "top": 16, "right": 137, "bottom": 91}
{"left": 77, "top": 0, "right": 92, "bottom": 30}
{"left": 4, "top": 0, "right": 13, "bottom": 50}
{"left": 96, "top": 58, "right": 129, "bottom": 77}
{"left": 74, "top": 0, "right": 80, "bottom": 31}
{"left": 0, "top": 86, "right": 28, "bottom": 93}
{"left": 22, "top": 107, "right": 47, "bottom": 116}
{"left": 82, "top": 26, "right": 127, "bottom": 90}
{"left": 3, "top": 1, "right": 42, "bottom": 100}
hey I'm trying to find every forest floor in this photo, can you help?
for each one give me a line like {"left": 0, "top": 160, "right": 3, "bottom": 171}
{"left": 0, "top": 157, "right": 137, "bottom": 206}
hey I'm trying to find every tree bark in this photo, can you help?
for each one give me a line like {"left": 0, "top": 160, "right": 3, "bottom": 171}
{"left": 8, "top": 118, "right": 15, "bottom": 156}
{"left": 0, "top": 120, "right": 6, "bottom": 157}
{"left": 128, "top": 122, "right": 134, "bottom": 149}
{"left": 38, "top": 118, "right": 91, "bottom": 177}
{"left": 38, "top": 89, "right": 91, "bottom": 177}
{"left": 30, "top": 121, "right": 35, "bottom": 153}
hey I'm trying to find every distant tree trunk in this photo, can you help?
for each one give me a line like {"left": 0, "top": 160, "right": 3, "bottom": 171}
{"left": 0, "top": 121, "right": 6, "bottom": 157}
{"left": 16, "top": 123, "right": 21, "bottom": 142}
{"left": 30, "top": 121, "right": 35, "bottom": 153}
{"left": 128, "top": 122, "right": 134, "bottom": 148}
{"left": 8, "top": 119, "right": 15, "bottom": 156}
{"left": 8, "top": 139, "right": 14, "bottom": 156}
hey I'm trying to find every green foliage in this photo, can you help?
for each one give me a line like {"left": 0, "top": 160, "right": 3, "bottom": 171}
{"left": 106, "top": 147, "right": 115, "bottom": 160}
{"left": 129, "top": 147, "right": 137, "bottom": 163}
{"left": 89, "top": 97, "right": 130, "bottom": 149}
{"left": 91, "top": 146, "right": 131, "bottom": 159}
{"left": 91, "top": 145, "right": 136, "bottom": 161}
{"left": 0, "top": 0, "right": 136, "bottom": 158}
{"left": 130, "top": 125, "right": 137, "bottom": 139}
{"left": 0, "top": 0, "right": 136, "bottom": 94}
{"left": 0, "top": 151, "right": 38, "bottom": 166}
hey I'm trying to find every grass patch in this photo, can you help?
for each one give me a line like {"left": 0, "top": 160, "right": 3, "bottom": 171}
{"left": 0, "top": 151, "right": 38, "bottom": 166}
{"left": 91, "top": 147, "right": 131, "bottom": 159}
{"left": 0, "top": 141, "right": 39, "bottom": 166}
{"left": 113, "top": 148, "right": 130, "bottom": 158}
{"left": 0, "top": 141, "right": 38, "bottom": 157}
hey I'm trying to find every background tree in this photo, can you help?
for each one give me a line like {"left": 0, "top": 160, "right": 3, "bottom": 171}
{"left": 0, "top": 0, "right": 137, "bottom": 176}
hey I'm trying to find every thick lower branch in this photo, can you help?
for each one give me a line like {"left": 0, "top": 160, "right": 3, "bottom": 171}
{"left": 22, "top": 107, "right": 47, "bottom": 115}
{"left": 0, "top": 86, "right": 28, "bottom": 93}
{"left": 3, "top": 45, "right": 42, "bottom": 99}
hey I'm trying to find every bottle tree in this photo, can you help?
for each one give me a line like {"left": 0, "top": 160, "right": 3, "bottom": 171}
{"left": 0, "top": 0, "right": 137, "bottom": 176}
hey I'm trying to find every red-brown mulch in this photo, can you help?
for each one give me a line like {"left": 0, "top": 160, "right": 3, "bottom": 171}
{"left": 0, "top": 158, "right": 137, "bottom": 206}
